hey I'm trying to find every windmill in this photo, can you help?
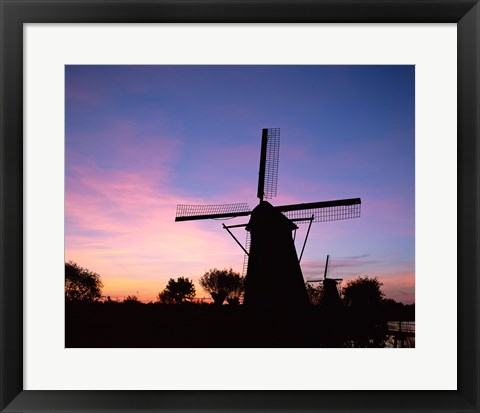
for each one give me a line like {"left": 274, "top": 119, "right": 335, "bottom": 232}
{"left": 307, "top": 254, "right": 343, "bottom": 308}
{"left": 175, "top": 128, "right": 361, "bottom": 307}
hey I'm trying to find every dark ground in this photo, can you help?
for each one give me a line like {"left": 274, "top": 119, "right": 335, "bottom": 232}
{"left": 65, "top": 302, "right": 414, "bottom": 348}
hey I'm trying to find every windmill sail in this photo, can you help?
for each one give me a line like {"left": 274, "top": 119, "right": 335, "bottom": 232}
{"left": 257, "top": 128, "right": 280, "bottom": 201}
{"left": 277, "top": 198, "right": 361, "bottom": 223}
{"left": 175, "top": 203, "right": 251, "bottom": 221}
{"left": 242, "top": 231, "right": 251, "bottom": 277}
{"left": 308, "top": 255, "right": 343, "bottom": 282}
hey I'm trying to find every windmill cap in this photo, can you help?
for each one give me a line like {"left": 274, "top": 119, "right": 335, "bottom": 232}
{"left": 246, "top": 201, "right": 298, "bottom": 232}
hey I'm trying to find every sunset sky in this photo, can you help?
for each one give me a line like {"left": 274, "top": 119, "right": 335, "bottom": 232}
{"left": 65, "top": 65, "right": 415, "bottom": 304}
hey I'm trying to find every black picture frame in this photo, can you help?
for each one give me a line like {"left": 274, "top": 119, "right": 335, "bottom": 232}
{"left": 1, "top": 1, "right": 478, "bottom": 412}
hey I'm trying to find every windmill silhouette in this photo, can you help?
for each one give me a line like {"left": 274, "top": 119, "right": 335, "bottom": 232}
{"left": 307, "top": 254, "right": 343, "bottom": 308}
{"left": 175, "top": 128, "right": 361, "bottom": 307}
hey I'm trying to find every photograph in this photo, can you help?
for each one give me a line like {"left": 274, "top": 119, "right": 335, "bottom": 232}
{"left": 65, "top": 65, "right": 415, "bottom": 348}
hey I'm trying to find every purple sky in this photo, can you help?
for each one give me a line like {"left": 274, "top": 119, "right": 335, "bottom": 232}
{"left": 65, "top": 65, "right": 415, "bottom": 303}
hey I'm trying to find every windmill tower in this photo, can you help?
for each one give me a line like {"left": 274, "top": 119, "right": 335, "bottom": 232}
{"left": 307, "top": 254, "right": 344, "bottom": 308}
{"left": 175, "top": 128, "right": 361, "bottom": 307}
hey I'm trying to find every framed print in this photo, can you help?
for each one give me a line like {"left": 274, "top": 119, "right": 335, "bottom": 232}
{"left": 1, "top": 1, "right": 479, "bottom": 412}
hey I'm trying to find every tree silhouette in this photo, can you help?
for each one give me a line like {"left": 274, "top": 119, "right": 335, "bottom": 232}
{"left": 65, "top": 261, "right": 103, "bottom": 302}
{"left": 305, "top": 282, "right": 324, "bottom": 305}
{"left": 342, "top": 276, "right": 384, "bottom": 310}
{"left": 342, "top": 276, "right": 386, "bottom": 347}
{"left": 199, "top": 268, "right": 245, "bottom": 305}
{"left": 158, "top": 277, "right": 196, "bottom": 304}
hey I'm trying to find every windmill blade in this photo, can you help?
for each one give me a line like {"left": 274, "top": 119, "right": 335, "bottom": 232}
{"left": 257, "top": 128, "right": 280, "bottom": 201}
{"left": 276, "top": 198, "right": 361, "bottom": 223}
{"left": 324, "top": 254, "right": 330, "bottom": 279}
{"left": 242, "top": 231, "right": 251, "bottom": 277}
{"left": 307, "top": 278, "right": 342, "bottom": 283}
{"left": 175, "top": 203, "right": 251, "bottom": 222}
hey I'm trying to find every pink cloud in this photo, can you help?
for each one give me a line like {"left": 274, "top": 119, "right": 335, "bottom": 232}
{"left": 66, "top": 159, "right": 249, "bottom": 302}
{"left": 67, "top": 119, "right": 183, "bottom": 174}
{"left": 376, "top": 271, "right": 415, "bottom": 304}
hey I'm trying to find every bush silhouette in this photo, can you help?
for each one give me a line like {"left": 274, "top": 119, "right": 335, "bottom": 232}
{"left": 158, "top": 277, "right": 196, "bottom": 304}
{"left": 305, "top": 282, "right": 324, "bottom": 305}
{"left": 123, "top": 295, "right": 140, "bottom": 304}
{"left": 342, "top": 276, "right": 384, "bottom": 310}
{"left": 199, "top": 268, "right": 244, "bottom": 305}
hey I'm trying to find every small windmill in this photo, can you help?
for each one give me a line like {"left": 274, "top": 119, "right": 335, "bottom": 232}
{"left": 175, "top": 128, "right": 361, "bottom": 307}
{"left": 307, "top": 254, "right": 343, "bottom": 308}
